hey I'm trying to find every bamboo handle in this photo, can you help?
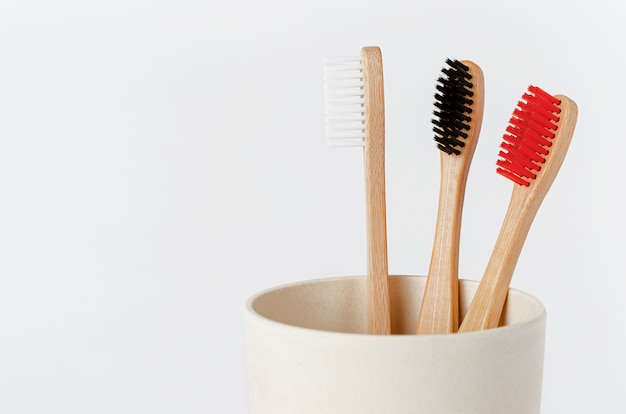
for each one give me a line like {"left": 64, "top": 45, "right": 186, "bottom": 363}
{"left": 417, "top": 61, "right": 484, "bottom": 334}
{"left": 459, "top": 95, "right": 578, "bottom": 332}
{"left": 361, "top": 46, "right": 390, "bottom": 335}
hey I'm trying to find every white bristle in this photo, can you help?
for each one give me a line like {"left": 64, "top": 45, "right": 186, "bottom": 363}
{"left": 324, "top": 56, "right": 365, "bottom": 147}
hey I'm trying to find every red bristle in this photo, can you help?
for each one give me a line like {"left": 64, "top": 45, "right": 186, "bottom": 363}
{"left": 521, "top": 128, "right": 553, "bottom": 149}
{"left": 498, "top": 150, "right": 538, "bottom": 178}
{"left": 501, "top": 140, "right": 544, "bottom": 166}
{"left": 496, "top": 86, "right": 560, "bottom": 186}
{"left": 505, "top": 126, "right": 550, "bottom": 156}
{"left": 522, "top": 92, "right": 558, "bottom": 117}
{"left": 497, "top": 167, "right": 530, "bottom": 186}
{"left": 497, "top": 157, "right": 536, "bottom": 181}
{"left": 508, "top": 132, "right": 549, "bottom": 160}
{"left": 505, "top": 125, "right": 552, "bottom": 149}
{"left": 518, "top": 100, "right": 559, "bottom": 123}
{"left": 510, "top": 115, "right": 556, "bottom": 140}
{"left": 529, "top": 86, "right": 561, "bottom": 108}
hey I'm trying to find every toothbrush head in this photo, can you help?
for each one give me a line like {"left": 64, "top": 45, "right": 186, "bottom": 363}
{"left": 496, "top": 86, "right": 562, "bottom": 186}
{"left": 432, "top": 59, "right": 477, "bottom": 155}
{"left": 323, "top": 56, "right": 366, "bottom": 148}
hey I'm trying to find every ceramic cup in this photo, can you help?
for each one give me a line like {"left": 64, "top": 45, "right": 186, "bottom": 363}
{"left": 244, "top": 275, "right": 546, "bottom": 414}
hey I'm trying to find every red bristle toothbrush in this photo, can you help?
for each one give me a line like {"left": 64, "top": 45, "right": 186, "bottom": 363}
{"left": 458, "top": 86, "right": 578, "bottom": 332}
{"left": 416, "top": 59, "right": 484, "bottom": 335}
{"left": 324, "top": 47, "right": 391, "bottom": 334}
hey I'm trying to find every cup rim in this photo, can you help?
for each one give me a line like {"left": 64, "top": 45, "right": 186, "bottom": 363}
{"left": 244, "top": 275, "right": 546, "bottom": 340}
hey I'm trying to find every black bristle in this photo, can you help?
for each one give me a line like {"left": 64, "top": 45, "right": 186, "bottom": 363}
{"left": 432, "top": 59, "right": 474, "bottom": 155}
{"left": 446, "top": 59, "right": 471, "bottom": 77}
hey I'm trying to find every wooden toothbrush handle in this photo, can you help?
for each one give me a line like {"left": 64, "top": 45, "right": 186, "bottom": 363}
{"left": 417, "top": 156, "right": 464, "bottom": 334}
{"left": 458, "top": 188, "right": 539, "bottom": 332}
{"left": 361, "top": 46, "right": 390, "bottom": 335}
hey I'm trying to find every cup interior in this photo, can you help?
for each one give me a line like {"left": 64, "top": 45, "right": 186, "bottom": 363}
{"left": 248, "top": 275, "right": 545, "bottom": 334}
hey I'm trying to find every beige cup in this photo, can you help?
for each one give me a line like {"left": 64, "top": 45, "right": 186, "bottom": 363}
{"left": 244, "top": 275, "right": 546, "bottom": 414}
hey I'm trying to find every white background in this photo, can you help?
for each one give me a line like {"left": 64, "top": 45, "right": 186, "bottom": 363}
{"left": 0, "top": 0, "right": 623, "bottom": 413}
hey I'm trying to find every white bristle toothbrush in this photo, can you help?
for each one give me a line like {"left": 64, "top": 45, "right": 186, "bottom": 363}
{"left": 324, "top": 46, "right": 390, "bottom": 335}
{"left": 416, "top": 59, "right": 485, "bottom": 335}
{"left": 459, "top": 86, "right": 578, "bottom": 332}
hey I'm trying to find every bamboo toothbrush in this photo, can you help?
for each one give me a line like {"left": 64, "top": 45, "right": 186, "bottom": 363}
{"left": 416, "top": 59, "right": 485, "bottom": 335}
{"left": 324, "top": 46, "right": 390, "bottom": 335}
{"left": 458, "top": 86, "right": 578, "bottom": 333}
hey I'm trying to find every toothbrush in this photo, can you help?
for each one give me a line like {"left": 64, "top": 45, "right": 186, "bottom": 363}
{"left": 458, "top": 86, "right": 578, "bottom": 332}
{"left": 324, "top": 46, "right": 390, "bottom": 334}
{"left": 416, "top": 59, "right": 485, "bottom": 335}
